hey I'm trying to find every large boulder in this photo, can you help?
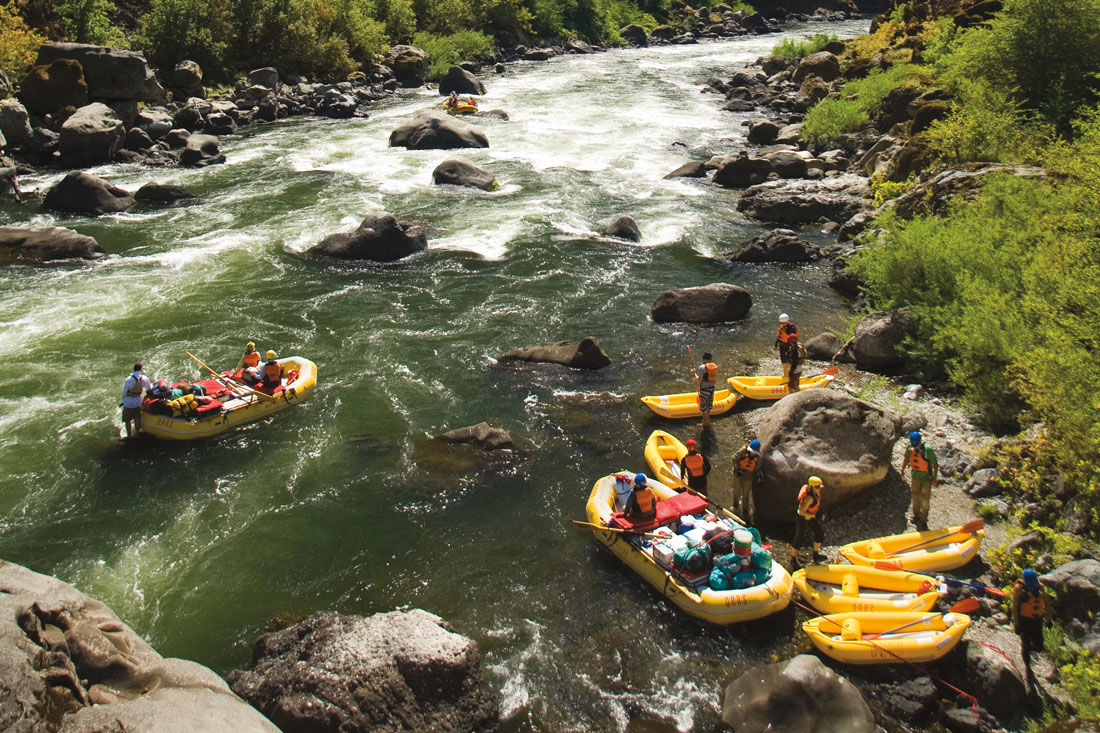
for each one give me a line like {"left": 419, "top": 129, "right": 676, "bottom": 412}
{"left": 747, "top": 119, "right": 780, "bottom": 144}
{"left": 805, "top": 332, "right": 845, "bottom": 360}
{"left": 384, "top": 45, "right": 429, "bottom": 87}
{"left": 246, "top": 67, "right": 279, "bottom": 90}
{"left": 0, "top": 225, "right": 106, "bottom": 263}
{"left": 389, "top": 111, "right": 489, "bottom": 150}
{"left": 227, "top": 609, "right": 498, "bottom": 733}
{"left": 843, "top": 308, "right": 915, "bottom": 370}
{"left": 180, "top": 133, "right": 226, "bottom": 167}
{"left": 1041, "top": 559, "right": 1100, "bottom": 621}
{"left": 439, "top": 65, "right": 486, "bottom": 96}
{"left": 310, "top": 213, "right": 427, "bottom": 262}
{"left": 725, "top": 228, "right": 817, "bottom": 263}
{"left": 19, "top": 58, "right": 88, "bottom": 114}
{"left": 602, "top": 215, "right": 641, "bottom": 242}
{"left": 499, "top": 337, "right": 610, "bottom": 370}
{"left": 0, "top": 561, "right": 278, "bottom": 731}
{"left": 134, "top": 182, "right": 195, "bottom": 202}
{"left": 793, "top": 51, "right": 841, "bottom": 83}
{"left": 170, "top": 59, "right": 205, "bottom": 100}
{"left": 437, "top": 422, "right": 514, "bottom": 449}
{"left": 737, "top": 175, "right": 871, "bottom": 224}
{"left": 43, "top": 171, "right": 135, "bottom": 216}
{"left": 35, "top": 43, "right": 165, "bottom": 103}
{"left": 964, "top": 641, "right": 1026, "bottom": 719}
{"left": 58, "top": 102, "right": 125, "bottom": 166}
{"left": 712, "top": 151, "right": 772, "bottom": 188}
{"left": 0, "top": 99, "right": 33, "bottom": 146}
{"left": 620, "top": 24, "right": 649, "bottom": 46}
{"left": 755, "top": 389, "right": 904, "bottom": 522}
{"left": 722, "top": 654, "right": 874, "bottom": 733}
{"left": 651, "top": 283, "right": 752, "bottom": 323}
{"left": 432, "top": 157, "right": 497, "bottom": 191}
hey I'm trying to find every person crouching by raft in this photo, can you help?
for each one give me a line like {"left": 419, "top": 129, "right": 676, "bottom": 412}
{"left": 900, "top": 430, "right": 938, "bottom": 531}
{"left": 625, "top": 473, "right": 657, "bottom": 522}
{"left": 730, "top": 439, "right": 760, "bottom": 521}
{"left": 120, "top": 363, "right": 153, "bottom": 439}
{"left": 693, "top": 351, "right": 718, "bottom": 428}
{"left": 790, "top": 475, "right": 826, "bottom": 567}
{"left": 775, "top": 313, "right": 799, "bottom": 380}
{"left": 679, "top": 438, "right": 711, "bottom": 496}
{"left": 258, "top": 350, "right": 281, "bottom": 391}
{"left": 1013, "top": 568, "right": 1046, "bottom": 691}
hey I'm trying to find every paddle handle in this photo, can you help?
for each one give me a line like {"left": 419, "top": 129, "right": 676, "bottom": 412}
{"left": 186, "top": 351, "right": 276, "bottom": 402}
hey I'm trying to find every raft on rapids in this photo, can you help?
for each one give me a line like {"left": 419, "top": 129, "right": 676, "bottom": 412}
{"left": 140, "top": 356, "right": 317, "bottom": 440}
{"left": 726, "top": 366, "right": 837, "bottom": 400}
{"left": 792, "top": 564, "right": 943, "bottom": 615}
{"left": 802, "top": 610, "right": 971, "bottom": 665}
{"left": 584, "top": 473, "right": 792, "bottom": 624}
{"left": 639, "top": 389, "right": 738, "bottom": 419}
{"left": 838, "top": 520, "right": 985, "bottom": 574}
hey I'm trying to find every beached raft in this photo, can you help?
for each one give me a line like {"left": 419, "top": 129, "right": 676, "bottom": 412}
{"left": 726, "top": 366, "right": 837, "bottom": 400}
{"left": 802, "top": 610, "right": 971, "bottom": 664}
{"left": 792, "top": 564, "right": 942, "bottom": 615}
{"left": 639, "top": 389, "right": 738, "bottom": 419}
{"left": 643, "top": 429, "right": 688, "bottom": 488}
{"left": 140, "top": 356, "right": 317, "bottom": 440}
{"left": 584, "top": 473, "right": 792, "bottom": 624}
{"left": 838, "top": 521, "right": 985, "bottom": 574}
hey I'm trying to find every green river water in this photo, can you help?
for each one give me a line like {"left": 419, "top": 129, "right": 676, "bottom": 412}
{"left": 0, "top": 20, "right": 867, "bottom": 731}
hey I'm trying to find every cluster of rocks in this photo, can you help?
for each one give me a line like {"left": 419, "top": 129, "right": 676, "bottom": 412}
{"left": 617, "top": 4, "right": 856, "bottom": 49}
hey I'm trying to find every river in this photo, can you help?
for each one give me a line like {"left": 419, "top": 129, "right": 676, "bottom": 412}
{"left": 0, "top": 19, "right": 867, "bottom": 731}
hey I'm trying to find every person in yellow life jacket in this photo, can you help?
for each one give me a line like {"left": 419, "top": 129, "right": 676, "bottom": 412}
{"left": 625, "top": 473, "right": 657, "bottom": 522}
{"left": 775, "top": 313, "right": 799, "bottom": 379}
{"left": 693, "top": 351, "right": 718, "bottom": 428}
{"left": 678, "top": 438, "right": 711, "bottom": 496}
{"left": 1012, "top": 568, "right": 1046, "bottom": 691}
{"left": 236, "top": 341, "right": 260, "bottom": 372}
{"left": 730, "top": 438, "right": 761, "bottom": 521}
{"left": 259, "top": 350, "right": 282, "bottom": 390}
{"left": 900, "top": 430, "right": 938, "bottom": 531}
{"left": 790, "top": 475, "right": 826, "bottom": 567}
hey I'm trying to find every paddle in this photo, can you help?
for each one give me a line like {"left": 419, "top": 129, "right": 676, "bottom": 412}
{"left": 186, "top": 351, "right": 277, "bottom": 402}
{"left": 863, "top": 598, "right": 980, "bottom": 640}
{"left": 571, "top": 520, "right": 666, "bottom": 539}
{"left": 820, "top": 365, "right": 839, "bottom": 377}
{"left": 889, "top": 519, "right": 985, "bottom": 556}
{"left": 934, "top": 574, "right": 1006, "bottom": 597}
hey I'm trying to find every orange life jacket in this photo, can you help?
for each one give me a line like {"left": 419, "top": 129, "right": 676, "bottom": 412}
{"left": 683, "top": 452, "right": 705, "bottom": 478}
{"left": 263, "top": 362, "right": 282, "bottom": 383}
{"left": 701, "top": 362, "right": 717, "bottom": 382}
{"left": 632, "top": 487, "right": 656, "bottom": 517}
{"left": 776, "top": 324, "right": 799, "bottom": 343}
{"left": 243, "top": 351, "right": 260, "bottom": 368}
{"left": 1015, "top": 581, "right": 1045, "bottom": 619}
{"left": 738, "top": 449, "right": 757, "bottom": 472}
{"left": 907, "top": 445, "right": 930, "bottom": 473}
{"left": 797, "top": 484, "right": 821, "bottom": 516}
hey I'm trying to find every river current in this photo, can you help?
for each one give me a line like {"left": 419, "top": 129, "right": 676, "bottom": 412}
{"left": 0, "top": 19, "right": 867, "bottom": 731}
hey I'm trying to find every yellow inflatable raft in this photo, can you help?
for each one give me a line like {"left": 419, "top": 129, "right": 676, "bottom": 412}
{"left": 442, "top": 100, "right": 479, "bottom": 114}
{"left": 792, "top": 564, "right": 942, "bottom": 614}
{"left": 643, "top": 429, "right": 688, "bottom": 488}
{"left": 584, "top": 473, "right": 792, "bottom": 624}
{"left": 640, "top": 389, "right": 738, "bottom": 419}
{"left": 802, "top": 610, "right": 971, "bottom": 665}
{"left": 726, "top": 366, "right": 837, "bottom": 400}
{"left": 141, "top": 356, "right": 317, "bottom": 440}
{"left": 839, "top": 521, "right": 985, "bottom": 574}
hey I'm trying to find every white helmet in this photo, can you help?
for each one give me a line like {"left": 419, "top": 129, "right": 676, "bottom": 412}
{"left": 779, "top": 313, "right": 790, "bottom": 322}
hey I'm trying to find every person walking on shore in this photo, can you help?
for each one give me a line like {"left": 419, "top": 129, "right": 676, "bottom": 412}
{"left": 730, "top": 439, "right": 760, "bottom": 520}
{"left": 790, "top": 475, "right": 826, "bottom": 567}
{"left": 1012, "top": 568, "right": 1046, "bottom": 691}
{"left": 679, "top": 438, "right": 711, "bottom": 496}
{"left": 120, "top": 363, "right": 153, "bottom": 439}
{"left": 786, "top": 332, "right": 803, "bottom": 394}
{"left": 775, "top": 313, "right": 799, "bottom": 379}
{"left": 693, "top": 351, "right": 718, "bottom": 428}
{"left": 900, "top": 430, "right": 938, "bottom": 531}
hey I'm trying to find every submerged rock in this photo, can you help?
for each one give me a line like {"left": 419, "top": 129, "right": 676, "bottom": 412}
{"left": 432, "top": 157, "right": 497, "bottom": 191}
{"left": 602, "top": 215, "right": 641, "bottom": 242}
{"left": 651, "top": 283, "right": 752, "bottom": 323}
{"left": 437, "top": 421, "right": 514, "bottom": 449}
{"left": 499, "top": 336, "right": 610, "bottom": 370}
{"left": 0, "top": 225, "right": 106, "bottom": 263}
{"left": 725, "top": 228, "right": 817, "bottom": 263}
{"left": 134, "top": 182, "right": 195, "bottom": 202}
{"left": 310, "top": 213, "right": 427, "bottom": 262}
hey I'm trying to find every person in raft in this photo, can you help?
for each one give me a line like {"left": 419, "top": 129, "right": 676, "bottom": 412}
{"left": 1012, "top": 568, "right": 1046, "bottom": 691}
{"left": 786, "top": 332, "right": 803, "bottom": 393}
{"left": 693, "top": 351, "right": 718, "bottom": 428}
{"left": 625, "top": 473, "right": 657, "bottom": 522}
{"left": 900, "top": 430, "right": 938, "bottom": 531}
{"left": 258, "top": 350, "right": 282, "bottom": 391}
{"left": 775, "top": 313, "right": 799, "bottom": 380}
{"left": 236, "top": 341, "right": 261, "bottom": 373}
{"left": 120, "top": 363, "right": 153, "bottom": 439}
{"left": 730, "top": 438, "right": 761, "bottom": 520}
{"left": 790, "top": 475, "right": 826, "bottom": 567}
{"left": 678, "top": 438, "right": 711, "bottom": 496}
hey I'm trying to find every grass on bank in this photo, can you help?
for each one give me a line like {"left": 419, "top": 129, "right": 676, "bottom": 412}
{"left": 412, "top": 30, "right": 495, "bottom": 80}
{"left": 770, "top": 32, "right": 838, "bottom": 59}
{"left": 801, "top": 64, "right": 927, "bottom": 142}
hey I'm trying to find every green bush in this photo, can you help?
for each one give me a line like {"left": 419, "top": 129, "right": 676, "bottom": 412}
{"left": 770, "top": 33, "right": 837, "bottom": 59}
{"left": 136, "top": 0, "right": 233, "bottom": 73}
{"left": 54, "top": 0, "right": 125, "bottom": 45}
{"left": 802, "top": 64, "right": 926, "bottom": 142}
{"left": 0, "top": 1, "right": 47, "bottom": 80}
{"left": 411, "top": 29, "right": 494, "bottom": 80}
{"left": 923, "top": 79, "right": 1046, "bottom": 164}
{"left": 376, "top": 0, "right": 416, "bottom": 43}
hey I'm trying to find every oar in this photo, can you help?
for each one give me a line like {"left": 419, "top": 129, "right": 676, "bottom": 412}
{"left": 864, "top": 598, "right": 980, "bottom": 640}
{"left": 889, "top": 519, "right": 985, "bottom": 556}
{"left": 679, "top": 483, "right": 747, "bottom": 526}
{"left": 820, "top": 365, "right": 839, "bottom": 377}
{"left": 571, "top": 520, "right": 666, "bottom": 538}
{"left": 186, "top": 351, "right": 277, "bottom": 402}
{"left": 934, "top": 574, "right": 1006, "bottom": 597}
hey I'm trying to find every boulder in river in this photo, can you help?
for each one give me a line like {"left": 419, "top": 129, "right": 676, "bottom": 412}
{"left": 58, "top": 102, "right": 125, "bottom": 166}
{"left": 439, "top": 65, "right": 486, "bottom": 96}
{"left": 712, "top": 151, "right": 772, "bottom": 188}
{"left": 755, "top": 389, "right": 904, "bottom": 523}
{"left": 0, "top": 560, "right": 278, "bottom": 731}
{"left": 170, "top": 59, "right": 205, "bottom": 100}
{"left": 0, "top": 225, "right": 106, "bottom": 263}
{"left": 35, "top": 43, "right": 165, "bottom": 103}
{"left": 664, "top": 161, "right": 707, "bottom": 179}
{"left": 499, "top": 336, "right": 610, "bottom": 370}
{"left": 619, "top": 24, "right": 648, "bottom": 46}
{"left": 725, "top": 228, "right": 817, "bottom": 263}
{"left": 389, "top": 111, "right": 489, "bottom": 150}
{"left": 228, "top": 609, "right": 498, "bottom": 732}
{"left": 747, "top": 119, "right": 780, "bottom": 144}
{"left": 311, "top": 213, "right": 427, "bottom": 262}
{"left": 721, "top": 654, "right": 875, "bottom": 733}
{"left": 19, "top": 58, "right": 88, "bottom": 114}
{"left": 437, "top": 422, "right": 515, "bottom": 449}
{"left": 838, "top": 308, "right": 915, "bottom": 370}
{"left": 134, "top": 182, "right": 195, "bottom": 202}
{"left": 385, "top": 45, "right": 429, "bottom": 87}
{"left": 737, "top": 175, "right": 871, "bottom": 224}
{"left": 44, "top": 171, "right": 135, "bottom": 216}
{"left": 180, "top": 132, "right": 226, "bottom": 167}
{"left": 602, "top": 215, "right": 641, "bottom": 242}
{"left": 0, "top": 99, "right": 33, "bottom": 146}
{"left": 651, "top": 283, "right": 752, "bottom": 323}
{"left": 432, "top": 157, "right": 497, "bottom": 191}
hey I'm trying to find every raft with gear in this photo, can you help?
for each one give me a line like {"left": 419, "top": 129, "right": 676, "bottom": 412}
{"left": 726, "top": 366, "right": 838, "bottom": 400}
{"left": 801, "top": 610, "right": 971, "bottom": 664}
{"left": 792, "top": 563, "right": 943, "bottom": 614}
{"left": 442, "top": 100, "right": 479, "bottom": 114}
{"left": 643, "top": 429, "right": 688, "bottom": 488}
{"left": 584, "top": 473, "right": 792, "bottom": 624}
{"left": 139, "top": 356, "right": 317, "bottom": 440}
{"left": 838, "top": 521, "right": 985, "bottom": 573}
{"left": 639, "top": 388, "right": 738, "bottom": 419}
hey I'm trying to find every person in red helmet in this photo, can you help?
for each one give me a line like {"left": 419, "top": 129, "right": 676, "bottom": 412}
{"left": 678, "top": 438, "right": 711, "bottom": 496}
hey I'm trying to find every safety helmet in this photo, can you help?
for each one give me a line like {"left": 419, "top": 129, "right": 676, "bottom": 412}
{"left": 909, "top": 430, "right": 922, "bottom": 445}
{"left": 266, "top": 350, "right": 277, "bottom": 360}
{"left": 779, "top": 313, "right": 790, "bottom": 322}
{"left": 749, "top": 439, "right": 761, "bottom": 452}
{"left": 634, "top": 473, "right": 647, "bottom": 486}
{"left": 246, "top": 341, "right": 255, "bottom": 349}
{"left": 808, "top": 476, "right": 823, "bottom": 486}
{"left": 1023, "top": 568, "right": 1039, "bottom": 589}
{"left": 686, "top": 439, "right": 697, "bottom": 448}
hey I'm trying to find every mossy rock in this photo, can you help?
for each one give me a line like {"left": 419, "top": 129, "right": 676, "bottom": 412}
{"left": 19, "top": 58, "right": 88, "bottom": 115}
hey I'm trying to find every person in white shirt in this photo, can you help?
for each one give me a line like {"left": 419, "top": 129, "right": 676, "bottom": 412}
{"left": 120, "top": 363, "right": 153, "bottom": 438}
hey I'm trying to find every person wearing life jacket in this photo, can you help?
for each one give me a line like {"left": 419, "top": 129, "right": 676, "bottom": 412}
{"left": 625, "top": 473, "right": 657, "bottom": 522}
{"left": 678, "top": 439, "right": 711, "bottom": 495}
{"left": 692, "top": 351, "right": 718, "bottom": 428}
{"left": 790, "top": 475, "right": 826, "bottom": 567}
{"left": 120, "top": 362, "right": 153, "bottom": 439}
{"left": 259, "top": 350, "right": 282, "bottom": 390}
{"left": 730, "top": 438, "right": 761, "bottom": 520}
{"left": 447, "top": 91, "right": 459, "bottom": 109}
{"left": 900, "top": 430, "right": 939, "bottom": 531}
{"left": 1012, "top": 568, "right": 1046, "bottom": 690}
{"left": 775, "top": 313, "right": 800, "bottom": 379}
{"left": 785, "top": 332, "right": 803, "bottom": 394}
{"left": 236, "top": 341, "right": 261, "bottom": 373}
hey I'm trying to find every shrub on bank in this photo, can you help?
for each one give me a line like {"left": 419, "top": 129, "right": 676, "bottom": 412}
{"left": 412, "top": 30, "right": 494, "bottom": 80}
{"left": 0, "top": 1, "right": 48, "bottom": 80}
{"left": 802, "top": 64, "right": 926, "bottom": 142}
{"left": 770, "top": 32, "right": 837, "bottom": 59}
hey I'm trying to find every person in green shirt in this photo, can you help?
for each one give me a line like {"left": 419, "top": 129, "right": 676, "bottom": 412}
{"left": 900, "top": 430, "right": 938, "bottom": 531}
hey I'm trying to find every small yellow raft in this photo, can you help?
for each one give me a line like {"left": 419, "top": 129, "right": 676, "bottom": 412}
{"left": 643, "top": 429, "right": 688, "bottom": 488}
{"left": 726, "top": 366, "right": 837, "bottom": 400}
{"left": 802, "top": 610, "right": 971, "bottom": 664}
{"left": 839, "top": 521, "right": 985, "bottom": 574}
{"left": 442, "top": 100, "right": 479, "bottom": 114}
{"left": 585, "top": 473, "right": 792, "bottom": 624}
{"left": 141, "top": 356, "right": 317, "bottom": 440}
{"left": 640, "top": 389, "right": 738, "bottom": 419}
{"left": 792, "top": 564, "right": 942, "bottom": 615}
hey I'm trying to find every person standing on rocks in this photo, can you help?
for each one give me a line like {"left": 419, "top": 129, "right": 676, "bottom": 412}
{"left": 775, "top": 313, "right": 799, "bottom": 379}
{"left": 900, "top": 430, "right": 938, "bottom": 531}
{"left": 786, "top": 332, "right": 803, "bottom": 393}
{"left": 730, "top": 439, "right": 760, "bottom": 520}
{"left": 120, "top": 363, "right": 153, "bottom": 439}
{"left": 693, "top": 351, "right": 718, "bottom": 428}
{"left": 790, "top": 475, "right": 826, "bottom": 567}
{"left": 678, "top": 438, "right": 711, "bottom": 496}
{"left": 1012, "top": 568, "right": 1046, "bottom": 691}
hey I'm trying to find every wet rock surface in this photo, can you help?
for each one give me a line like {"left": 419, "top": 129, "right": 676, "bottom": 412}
{"left": 651, "top": 283, "right": 752, "bottom": 323}
{"left": 310, "top": 213, "right": 427, "bottom": 262}
{"left": 0, "top": 225, "right": 106, "bottom": 263}
{"left": 499, "top": 336, "right": 611, "bottom": 370}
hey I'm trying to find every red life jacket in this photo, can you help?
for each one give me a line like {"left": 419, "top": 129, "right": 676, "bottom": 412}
{"left": 683, "top": 452, "right": 705, "bottom": 478}
{"left": 797, "top": 484, "right": 821, "bottom": 516}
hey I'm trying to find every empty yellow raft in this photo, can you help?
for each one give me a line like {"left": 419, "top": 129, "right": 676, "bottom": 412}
{"left": 792, "top": 564, "right": 942, "bottom": 615}
{"left": 584, "top": 473, "right": 792, "bottom": 624}
{"left": 726, "top": 366, "right": 837, "bottom": 400}
{"left": 802, "top": 610, "right": 971, "bottom": 664}
{"left": 839, "top": 522, "right": 985, "bottom": 574}
{"left": 640, "top": 389, "right": 738, "bottom": 419}
{"left": 643, "top": 429, "right": 688, "bottom": 488}
{"left": 140, "top": 356, "right": 317, "bottom": 440}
